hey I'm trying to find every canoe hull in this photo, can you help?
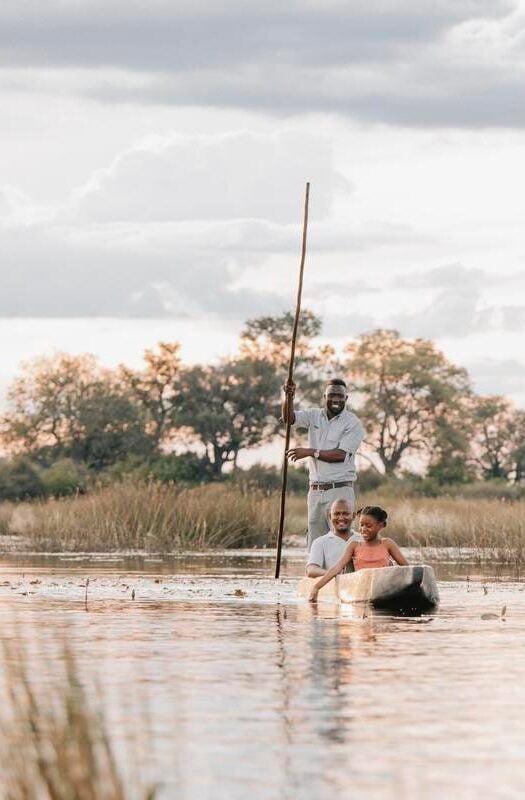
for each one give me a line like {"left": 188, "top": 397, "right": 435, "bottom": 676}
{"left": 297, "top": 565, "right": 439, "bottom": 612}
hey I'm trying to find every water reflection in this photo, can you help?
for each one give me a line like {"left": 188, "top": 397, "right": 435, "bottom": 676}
{"left": 0, "top": 553, "right": 523, "bottom": 798}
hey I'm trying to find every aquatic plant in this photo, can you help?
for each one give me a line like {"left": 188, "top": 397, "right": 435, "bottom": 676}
{"left": 2, "top": 481, "right": 286, "bottom": 552}
{"left": 0, "top": 636, "right": 155, "bottom": 799}
{"left": 1, "top": 482, "right": 524, "bottom": 563}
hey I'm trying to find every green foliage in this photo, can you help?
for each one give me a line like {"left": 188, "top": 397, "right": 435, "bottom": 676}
{"left": 66, "top": 387, "right": 154, "bottom": 469}
{"left": 240, "top": 309, "right": 341, "bottom": 405}
{"left": 119, "top": 341, "right": 182, "bottom": 447}
{"left": 0, "top": 321, "right": 522, "bottom": 493}
{"left": 179, "top": 358, "right": 280, "bottom": 475}
{"left": 355, "top": 468, "right": 385, "bottom": 494}
{"left": 40, "top": 459, "right": 88, "bottom": 497}
{"left": 0, "top": 457, "right": 45, "bottom": 500}
{"left": 345, "top": 329, "right": 471, "bottom": 474}
{"left": 427, "top": 456, "right": 474, "bottom": 487}
{"left": 1, "top": 353, "right": 154, "bottom": 471}
{"left": 453, "top": 479, "right": 525, "bottom": 502}
{"left": 232, "top": 462, "right": 309, "bottom": 494}
{"left": 468, "top": 395, "right": 522, "bottom": 481}
{"left": 149, "top": 453, "right": 212, "bottom": 484}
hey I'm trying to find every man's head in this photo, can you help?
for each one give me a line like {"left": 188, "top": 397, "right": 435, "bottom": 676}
{"left": 324, "top": 378, "right": 348, "bottom": 418}
{"left": 329, "top": 498, "right": 354, "bottom": 538}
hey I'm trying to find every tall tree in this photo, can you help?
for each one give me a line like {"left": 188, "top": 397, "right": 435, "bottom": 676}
{"left": 119, "top": 342, "right": 182, "bottom": 448}
{"left": 508, "top": 409, "right": 525, "bottom": 484}
{"left": 344, "top": 329, "right": 471, "bottom": 475}
{"left": 1, "top": 353, "right": 153, "bottom": 469}
{"left": 178, "top": 358, "right": 280, "bottom": 476}
{"left": 468, "top": 395, "right": 517, "bottom": 481}
{"left": 239, "top": 310, "right": 340, "bottom": 404}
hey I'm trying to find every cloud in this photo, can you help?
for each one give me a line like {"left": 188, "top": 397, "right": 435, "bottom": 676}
{"left": 391, "top": 288, "right": 525, "bottom": 339}
{"left": 393, "top": 263, "right": 487, "bottom": 290}
{"left": 468, "top": 357, "right": 525, "bottom": 402}
{"left": 69, "top": 130, "right": 346, "bottom": 223}
{"left": 0, "top": 220, "right": 291, "bottom": 318}
{"left": 0, "top": 2, "right": 522, "bottom": 128}
{"left": 0, "top": 3, "right": 510, "bottom": 71}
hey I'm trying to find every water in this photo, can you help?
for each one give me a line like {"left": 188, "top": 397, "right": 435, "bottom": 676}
{"left": 0, "top": 550, "right": 524, "bottom": 799}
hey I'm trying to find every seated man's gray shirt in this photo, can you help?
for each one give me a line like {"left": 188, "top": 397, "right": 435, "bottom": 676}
{"left": 307, "top": 531, "right": 362, "bottom": 571}
{"left": 293, "top": 408, "right": 365, "bottom": 483}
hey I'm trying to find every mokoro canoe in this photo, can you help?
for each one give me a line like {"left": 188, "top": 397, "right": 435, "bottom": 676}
{"left": 297, "top": 565, "right": 439, "bottom": 612}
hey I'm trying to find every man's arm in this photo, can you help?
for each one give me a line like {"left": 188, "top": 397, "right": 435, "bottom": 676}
{"left": 306, "top": 564, "right": 326, "bottom": 577}
{"left": 287, "top": 447, "right": 346, "bottom": 463}
{"left": 306, "top": 539, "right": 326, "bottom": 577}
{"left": 281, "top": 380, "right": 296, "bottom": 425}
{"left": 338, "top": 418, "right": 366, "bottom": 461}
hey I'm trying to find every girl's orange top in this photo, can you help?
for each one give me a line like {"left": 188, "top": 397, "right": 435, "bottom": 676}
{"left": 353, "top": 541, "right": 391, "bottom": 571}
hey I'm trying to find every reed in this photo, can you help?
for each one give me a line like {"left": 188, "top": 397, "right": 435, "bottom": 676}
{"left": 381, "top": 496, "right": 525, "bottom": 565}
{"left": 3, "top": 482, "right": 288, "bottom": 552}
{"left": 285, "top": 493, "right": 525, "bottom": 564}
{"left": 0, "top": 636, "right": 155, "bottom": 799}
{"left": 1, "top": 482, "right": 524, "bottom": 562}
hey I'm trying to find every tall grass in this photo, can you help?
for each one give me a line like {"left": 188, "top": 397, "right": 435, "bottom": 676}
{"left": 286, "top": 492, "right": 525, "bottom": 565}
{"left": 1, "top": 482, "right": 524, "bottom": 562}
{"left": 383, "top": 496, "right": 525, "bottom": 563}
{"left": 3, "top": 482, "right": 284, "bottom": 552}
{"left": 0, "top": 637, "right": 155, "bottom": 799}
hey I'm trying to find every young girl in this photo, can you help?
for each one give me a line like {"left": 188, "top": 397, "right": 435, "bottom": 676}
{"left": 308, "top": 505, "right": 408, "bottom": 602}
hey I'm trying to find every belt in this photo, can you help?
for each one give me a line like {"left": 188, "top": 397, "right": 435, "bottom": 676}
{"left": 309, "top": 481, "right": 353, "bottom": 491}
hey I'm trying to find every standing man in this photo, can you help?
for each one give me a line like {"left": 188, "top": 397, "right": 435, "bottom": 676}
{"left": 306, "top": 498, "right": 362, "bottom": 577}
{"left": 281, "top": 377, "right": 365, "bottom": 549}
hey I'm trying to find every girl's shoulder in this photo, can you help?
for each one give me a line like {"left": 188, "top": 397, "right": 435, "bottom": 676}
{"left": 381, "top": 537, "right": 396, "bottom": 548}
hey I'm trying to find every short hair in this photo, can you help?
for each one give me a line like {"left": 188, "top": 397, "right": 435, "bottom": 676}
{"left": 326, "top": 378, "right": 347, "bottom": 389}
{"left": 360, "top": 506, "right": 388, "bottom": 525}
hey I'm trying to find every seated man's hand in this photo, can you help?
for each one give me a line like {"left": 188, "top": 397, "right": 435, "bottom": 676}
{"left": 286, "top": 447, "right": 311, "bottom": 462}
{"left": 282, "top": 380, "right": 296, "bottom": 397}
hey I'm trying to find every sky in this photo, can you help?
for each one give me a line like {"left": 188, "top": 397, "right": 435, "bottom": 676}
{"left": 1, "top": 0, "right": 525, "bottom": 408}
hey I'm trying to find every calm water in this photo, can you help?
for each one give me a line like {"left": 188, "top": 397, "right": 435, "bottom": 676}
{"left": 0, "top": 550, "right": 524, "bottom": 799}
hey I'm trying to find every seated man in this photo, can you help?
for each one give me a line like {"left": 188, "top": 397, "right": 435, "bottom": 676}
{"left": 306, "top": 498, "right": 362, "bottom": 577}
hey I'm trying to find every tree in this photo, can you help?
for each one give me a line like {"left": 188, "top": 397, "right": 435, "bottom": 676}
{"left": 468, "top": 395, "right": 518, "bottom": 481}
{"left": 118, "top": 342, "right": 182, "bottom": 449}
{"left": 239, "top": 310, "right": 340, "bottom": 404}
{"left": 1, "top": 353, "right": 153, "bottom": 470}
{"left": 64, "top": 386, "right": 154, "bottom": 470}
{"left": 178, "top": 358, "right": 280, "bottom": 476}
{"left": 344, "top": 330, "right": 471, "bottom": 475}
{"left": 509, "top": 410, "right": 525, "bottom": 484}
{"left": 2, "top": 353, "right": 101, "bottom": 454}
{"left": 426, "top": 404, "right": 475, "bottom": 485}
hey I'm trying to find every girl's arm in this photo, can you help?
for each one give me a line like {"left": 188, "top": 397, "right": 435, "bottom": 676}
{"left": 385, "top": 538, "right": 408, "bottom": 566}
{"left": 308, "top": 542, "right": 356, "bottom": 602}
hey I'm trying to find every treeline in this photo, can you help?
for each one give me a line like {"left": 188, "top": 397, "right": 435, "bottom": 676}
{"left": 0, "top": 312, "right": 523, "bottom": 501}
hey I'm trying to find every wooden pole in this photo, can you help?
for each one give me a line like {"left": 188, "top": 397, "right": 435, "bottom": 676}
{"left": 274, "top": 182, "right": 310, "bottom": 579}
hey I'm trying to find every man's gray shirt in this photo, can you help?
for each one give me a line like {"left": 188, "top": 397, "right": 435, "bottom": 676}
{"left": 307, "top": 531, "right": 363, "bottom": 571}
{"left": 293, "top": 408, "right": 365, "bottom": 482}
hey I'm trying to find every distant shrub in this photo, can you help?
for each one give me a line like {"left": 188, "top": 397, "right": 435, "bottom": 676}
{"left": 355, "top": 468, "right": 384, "bottom": 493}
{"left": 452, "top": 479, "right": 525, "bottom": 502}
{"left": 40, "top": 459, "right": 88, "bottom": 497}
{"left": 149, "top": 453, "right": 212, "bottom": 484}
{"left": 232, "top": 463, "right": 309, "bottom": 494}
{"left": 0, "top": 458, "right": 45, "bottom": 501}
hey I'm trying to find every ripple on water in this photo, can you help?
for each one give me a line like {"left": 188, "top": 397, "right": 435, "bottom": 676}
{"left": 0, "top": 552, "right": 523, "bottom": 799}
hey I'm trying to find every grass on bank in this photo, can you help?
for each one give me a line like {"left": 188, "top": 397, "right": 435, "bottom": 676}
{"left": 1, "top": 482, "right": 288, "bottom": 552}
{"left": 0, "top": 636, "right": 155, "bottom": 800}
{"left": 0, "top": 481, "right": 523, "bottom": 563}
{"left": 287, "top": 493, "right": 525, "bottom": 565}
